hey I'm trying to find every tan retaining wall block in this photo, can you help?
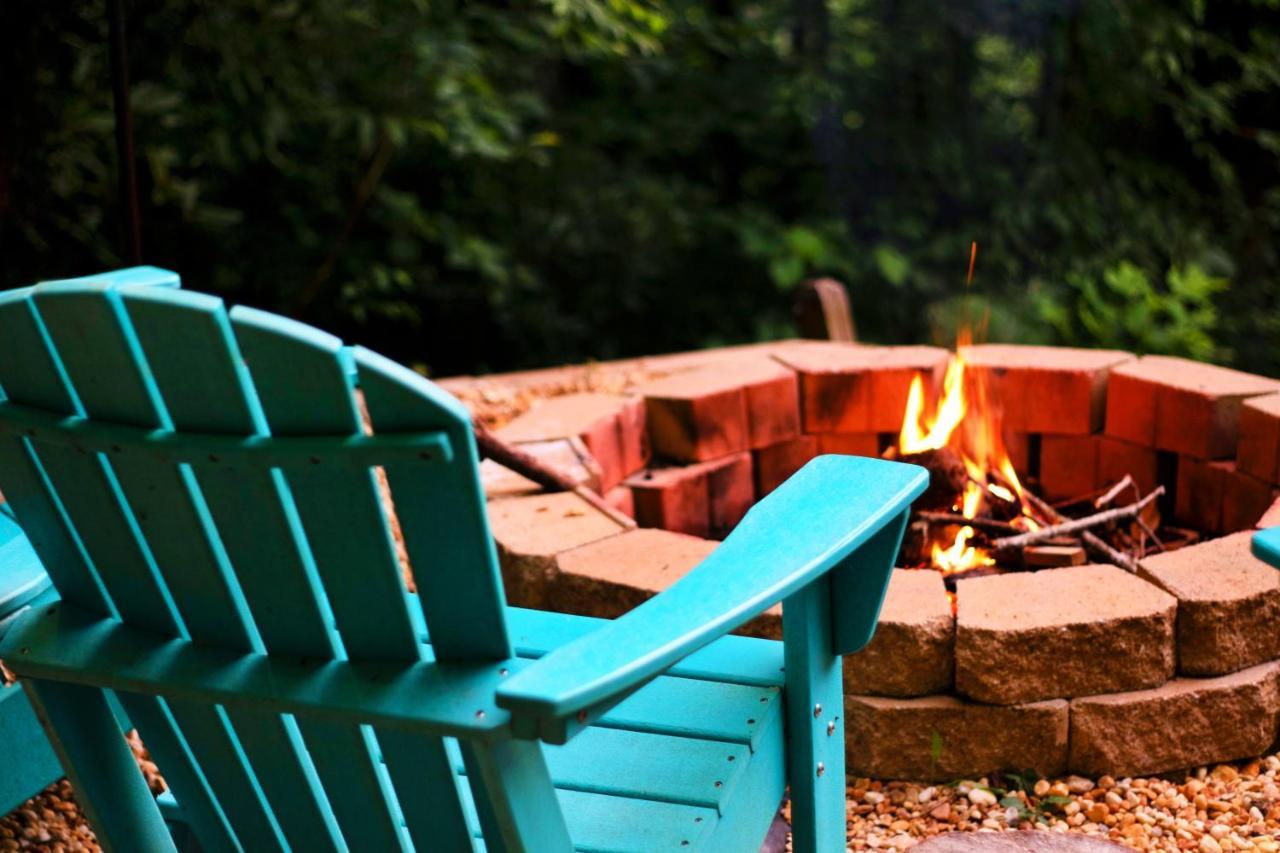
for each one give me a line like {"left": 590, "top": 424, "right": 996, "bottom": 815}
{"left": 1069, "top": 661, "right": 1280, "bottom": 777}
{"left": 488, "top": 491, "right": 630, "bottom": 608}
{"left": 844, "top": 570, "right": 954, "bottom": 697}
{"left": 845, "top": 694, "right": 1069, "bottom": 782}
{"left": 1139, "top": 531, "right": 1280, "bottom": 676}
{"left": 955, "top": 564, "right": 1176, "bottom": 704}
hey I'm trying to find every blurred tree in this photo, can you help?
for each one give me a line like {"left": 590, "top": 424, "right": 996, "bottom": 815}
{"left": 1, "top": 0, "right": 1277, "bottom": 375}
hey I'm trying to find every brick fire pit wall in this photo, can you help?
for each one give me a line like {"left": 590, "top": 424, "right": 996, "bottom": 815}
{"left": 441, "top": 340, "right": 1280, "bottom": 781}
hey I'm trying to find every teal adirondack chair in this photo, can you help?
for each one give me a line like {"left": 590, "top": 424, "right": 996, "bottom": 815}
{"left": 0, "top": 266, "right": 182, "bottom": 816}
{"left": 0, "top": 276, "right": 926, "bottom": 852}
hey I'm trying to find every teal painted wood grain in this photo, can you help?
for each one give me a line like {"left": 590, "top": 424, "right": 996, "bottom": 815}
{"left": 229, "top": 307, "right": 419, "bottom": 663}
{"left": 55, "top": 285, "right": 338, "bottom": 851}
{"left": 126, "top": 289, "right": 402, "bottom": 850}
{"left": 1252, "top": 526, "right": 1280, "bottom": 569}
{"left": 0, "top": 511, "right": 51, "bottom": 617}
{"left": 461, "top": 739, "right": 572, "bottom": 853}
{"left": 378, "top": 729, "right": 476, "bottom": 852}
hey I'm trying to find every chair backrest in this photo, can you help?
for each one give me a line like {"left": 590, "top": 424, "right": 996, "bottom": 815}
{"left": 0, "top": 280, "right": 518, "bottom": 850}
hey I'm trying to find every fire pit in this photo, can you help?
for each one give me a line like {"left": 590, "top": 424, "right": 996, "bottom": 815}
{"left": 445, "top": 339, "right": 1280, "bottom": 781}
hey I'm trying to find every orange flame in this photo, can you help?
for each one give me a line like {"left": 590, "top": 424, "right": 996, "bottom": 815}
{"left": 899, "top": 331, "right": 1037, "bottom": 573}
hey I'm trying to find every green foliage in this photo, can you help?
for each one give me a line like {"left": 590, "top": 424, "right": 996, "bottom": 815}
{"left": 3, "top": 0, "right": 1280, "bottom": 375}
{"left": 1033, "top": 261, "right": 1228, "bottom": 360}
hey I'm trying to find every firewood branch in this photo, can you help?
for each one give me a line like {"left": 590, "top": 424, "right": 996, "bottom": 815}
{"left": 1021, "top": 488, "right": 1144, "bottom": 574}
{"left": 916, "top": 512, "right": 1022, "bottom": 535}
{"left": 992, "top": 487, "right": 1164, "bottom": 555}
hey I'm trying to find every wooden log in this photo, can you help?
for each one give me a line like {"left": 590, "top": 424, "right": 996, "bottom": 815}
{"left": 1024, "top": 544, "right": 1087, "bottom": 568}
{"left": 896, "top": 446, "right": 967, "bottom": 510}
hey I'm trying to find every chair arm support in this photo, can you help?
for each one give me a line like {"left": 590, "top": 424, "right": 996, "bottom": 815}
{"left": 495, "top": 455, "right": 927, "bottom": 742}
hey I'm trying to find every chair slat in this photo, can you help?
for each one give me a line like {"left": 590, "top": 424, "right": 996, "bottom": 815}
{"left": 229, "top": 308, "right": 418, "bottom": 661}
{"left": 113, "top": 692, "right": 241, "bottom": 853}
{"left": 230, "top": 307, "right": 428, "bottom": 850}
{"left": 298, "top": 721, "right": 409, "bottom": 851}
{"left": 0, "top": 294, "right": 111, "bottom": 615}
{"left": 17, "top": 288, "right": 182, "bottom": 635}
{"left": 377, "top": 731, "right": 475, "bottom": 852}
{"left": 164, "top": 701, "right": 288, "bottom": 850}
{"left": 353, "top": 347, "right": 510, "bottom": 662}
{"left": 224, "top": 711, "right": 345, "bottom": 852}
{"left": 41, "top": 286, "right": 338, "bottom": 849}
{"left": 122, "top": 288, "right": 353, "bottom": 849}
{"left": 0, "top": 441, "right": 111, "bottom": 615}
{"left": 127, "top": 291, "right": 407, "bottom": 849}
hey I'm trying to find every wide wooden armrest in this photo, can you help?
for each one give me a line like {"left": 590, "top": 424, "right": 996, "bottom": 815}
{"left": 1251, "top": 526, "right": 1280, "bottom": 569}
{"left": 495, "top": 454, "right": 927, "bottom": 742}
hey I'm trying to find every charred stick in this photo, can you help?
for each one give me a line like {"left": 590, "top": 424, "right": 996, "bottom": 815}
{"left": 992, "top": 487, "right": 1163, "bottom": 554}
{"left": 473, "top": 424, "right": 633, "bottom": 526}
{"left": 917, "top": 512, "right": 1022, "bottom": 535}
{"left": 1135, "top": 516, "right": 1166, "bottom": 553}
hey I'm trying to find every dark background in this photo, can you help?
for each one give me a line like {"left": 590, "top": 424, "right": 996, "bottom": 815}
{"left": 2, "top": 1, "right": 1278, "bottom": 377}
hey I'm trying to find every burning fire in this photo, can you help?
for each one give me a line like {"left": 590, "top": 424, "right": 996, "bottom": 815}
{"left": 898, "top": 333, "right": 1038, "bottom": 573}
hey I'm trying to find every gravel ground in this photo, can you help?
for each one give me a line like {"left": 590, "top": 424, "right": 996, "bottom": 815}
{"left": 5, "top": 745, "right": 1279, "bottom": 850}
{"left": 834, "top": 753, "right": 1280, "bottom": 851}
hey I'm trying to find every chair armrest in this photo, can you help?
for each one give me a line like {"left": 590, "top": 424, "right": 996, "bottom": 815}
{"left": 1252, "top": 526, "right": 1280, "bottom": 569}
{"left": 495, "top": 454, "right": 927, "bottom": 742}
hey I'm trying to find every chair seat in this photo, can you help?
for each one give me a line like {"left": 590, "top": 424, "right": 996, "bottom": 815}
{"left": 459, "top": 604, "right": 789, "bottom": 851}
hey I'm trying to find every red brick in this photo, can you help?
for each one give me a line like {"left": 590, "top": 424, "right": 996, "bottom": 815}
{"left": 603, "top": 484, "right": 635, "bottom": 519}
{"left": 1104, "top": 367, "right": 1159, "bottom": 446}
{"left": 694, "top": 451, "right": 754, "bottom": 538}
{"left": 753, "top": 436, "right": 818, "bottom": 497}
{"left": 497, "top": 393, "right": 638, "bottom": 490}
{"left": 1237, "top": 394, "right": 1280, "bottom": 483}
{"left": 722, "top": 358, "right": 801, "bottom": 449}
{"left": 1039, "top": 434, "right": 1099, "bottom": 501}
{"left": 772, "top": 343, "right": 949, "bottom": 433}
{"left": 618, "top": 396, "right": 651, "bottom": 476}
{"left": 624, "top": 465, "right": 710, "bottom": 537}
{"left": 1106, "top": 357, "right": 1280, "bottom": 458}
{"left": 962, "top": 344, "right": 1134, "bottom": 435}
{"left": 1175, "top": 457, "right": 1232, "bottom": 534}
{"left": 1222, "top": 467, "right": 1275, "bottom": 533}
{"left": 816, "top": 432, "right": 881, "bottom": 457}
{"left": 1004, "top": 431, "right": 1032, "bottom": 480}
{"left": 1096, "top": 436, "right": 1161, "bottom": 497}
{"left": 638, "top": 371, "right": 749, "bottom": 462}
